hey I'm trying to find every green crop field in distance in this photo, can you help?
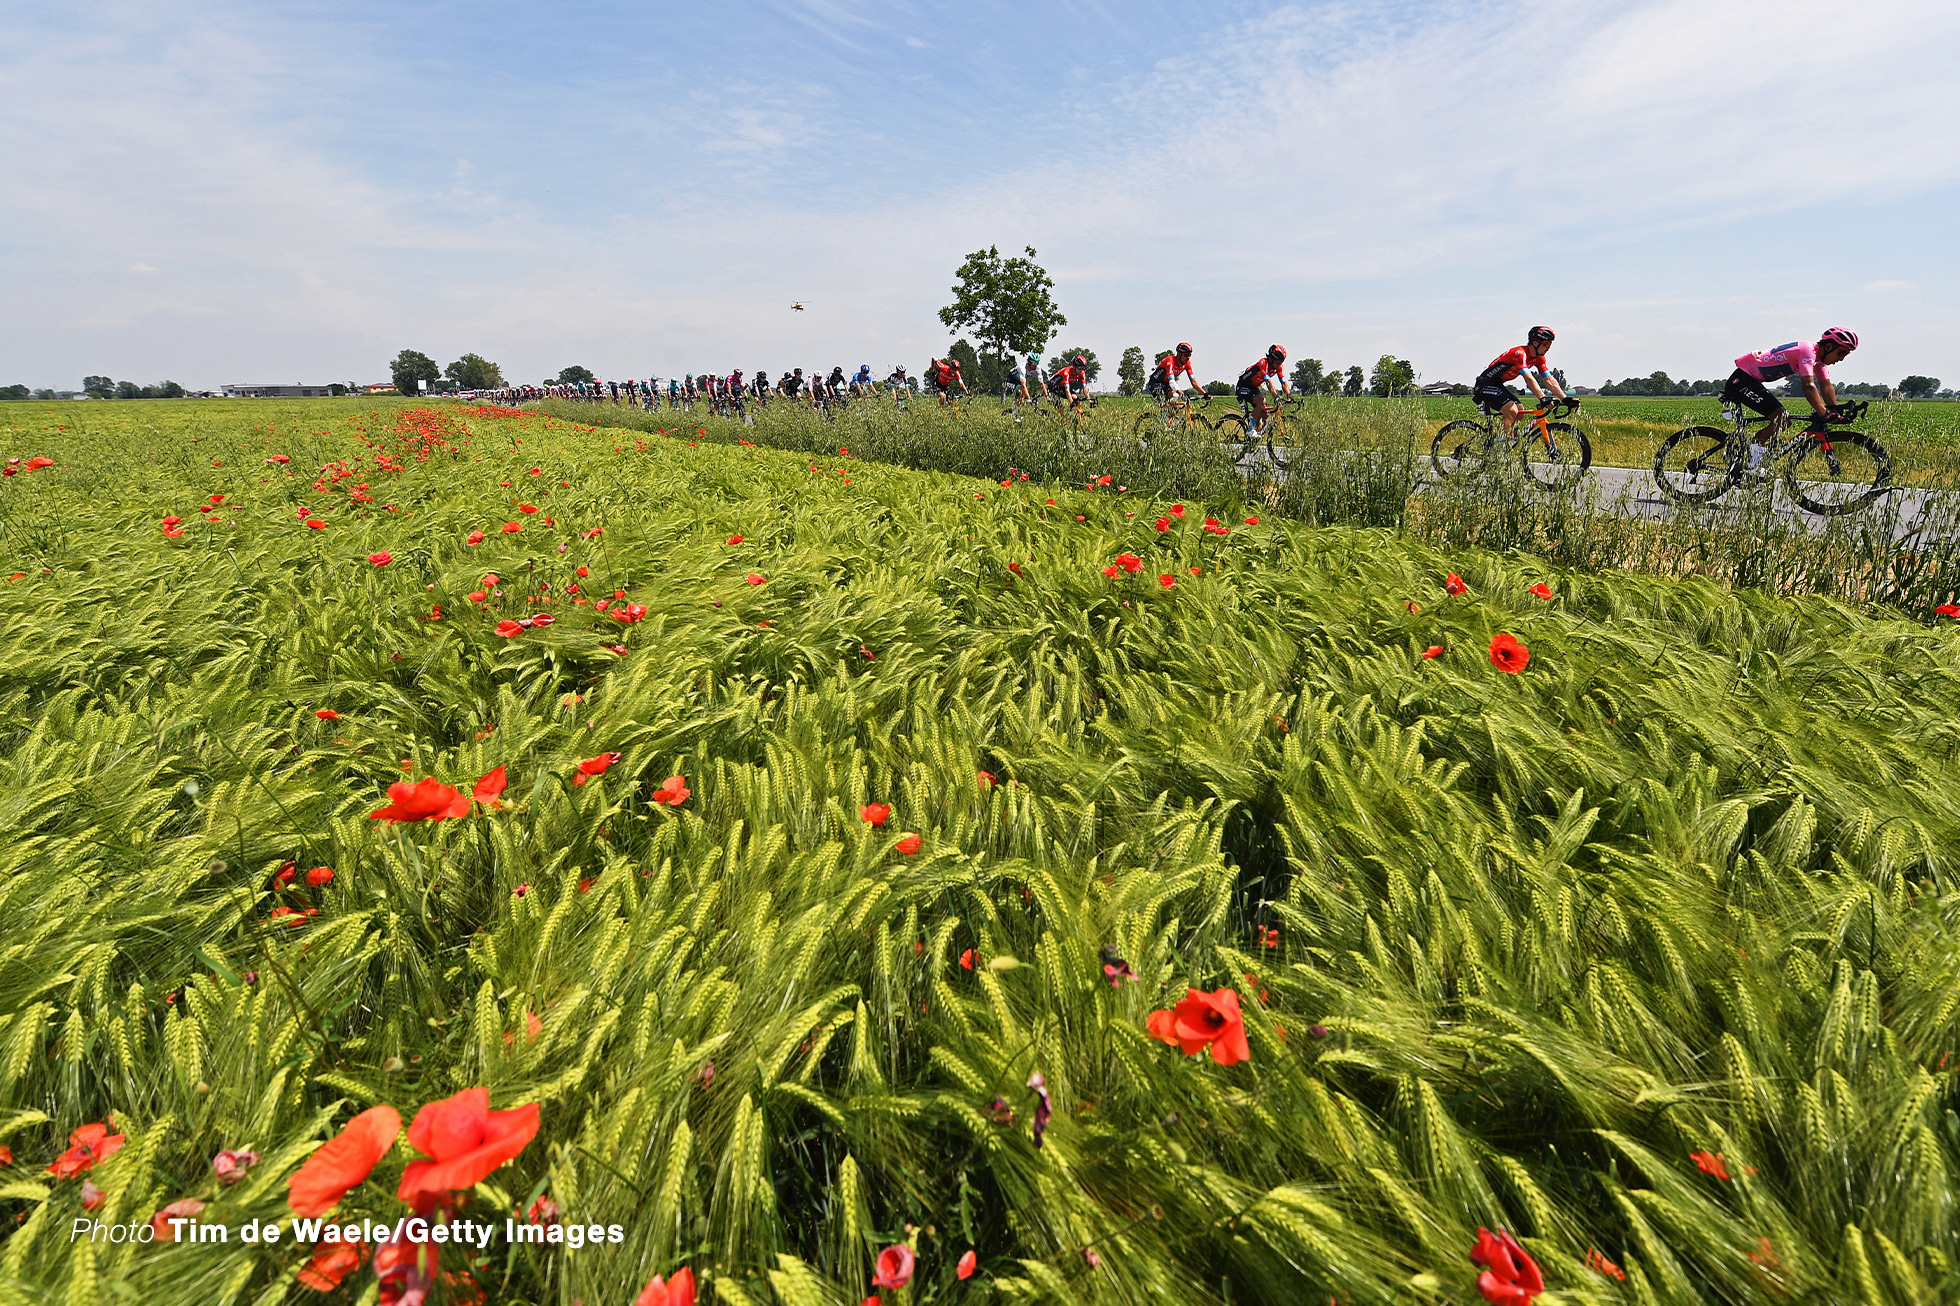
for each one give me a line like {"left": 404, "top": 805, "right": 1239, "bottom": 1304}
{"left": 1, "top": 398, "right": 1957, "bottom": 1305}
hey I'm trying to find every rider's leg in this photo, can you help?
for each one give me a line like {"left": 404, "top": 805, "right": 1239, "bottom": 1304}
{"left": 1499, "top": 400, "right": 1523, "bottom": 435}
{"left": 1720, "top": 370, "right": 1785, "bottom": 464}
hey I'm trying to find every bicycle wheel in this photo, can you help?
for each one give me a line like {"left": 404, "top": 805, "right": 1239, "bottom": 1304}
{"left": 1132, "top": 411, "right": 1166, "bottom": 449}
{"left": 1429, "top": 419, "right": 1488, "bottom": 479}
{"left": 1522, "top": 421, "right": 1591, "bottom": 490}
{"left": 1653, "top": 427, "right": 1739, "bottom": 503}
{"left": 1784, "top": 431, "right": 1891, "bottom": 515}
{"left": 1213, "top": 412, "right": 1252, "bottom": 458}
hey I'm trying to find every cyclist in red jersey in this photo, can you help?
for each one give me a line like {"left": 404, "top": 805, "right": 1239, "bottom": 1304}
{"left": 1046, "top": 355, "right": 1092, "bottom": 410}
{"left": 1147, "top": 343, "right": 1202, "bottom": 403}
{"left": 1236, "top": 345, "right": 1289, "bottom": 431}
{"left": 1472, "top": 327, "right": 1572, "bottom": 433}
{"left": 928, "top": 357, "right": 969, "bottom": 403}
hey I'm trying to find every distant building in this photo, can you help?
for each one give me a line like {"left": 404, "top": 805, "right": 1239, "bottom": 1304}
{"left": 363, "top": 382, "right": 400, "bottom": 395}
{"left": 221, "top": 383, "right": 345, "bottom": 398}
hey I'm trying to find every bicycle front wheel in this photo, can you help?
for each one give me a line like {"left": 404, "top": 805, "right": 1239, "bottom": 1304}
{"left": 1784, "top": 432, "right": 1891, "bottom": 515}
{"left": 1522, "top": 421, "right": 1591, "bottom": 490}
{"left": 1653, "top": 427, "right": 1738, "bottom": 503}
{"left": 1213, "top": 412, "right": 1251, "bottom": 457}
{"left": 1429, "top": 420, "right": 1487, "bottom": 479}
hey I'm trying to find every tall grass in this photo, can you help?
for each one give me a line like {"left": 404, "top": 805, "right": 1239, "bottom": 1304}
{"left": 0, "top": 398, "right": 1956, "bottom": 1304}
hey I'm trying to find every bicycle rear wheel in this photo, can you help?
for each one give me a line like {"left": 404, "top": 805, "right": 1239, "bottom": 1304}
{"left": 1522, "top": 421, "right": 1591, "bottom": 490}
{"left": 1429, "top": 419, "right": 1487, "bottom": 479}
{"left": 1784, "top": 431, "right": 1891, "bottom": 515}
{"left": 1653, "top": 427, "right": 1739, "bottom": 503}
{"left": 1212, "top": 412, "right": 1253, "bottom": 459}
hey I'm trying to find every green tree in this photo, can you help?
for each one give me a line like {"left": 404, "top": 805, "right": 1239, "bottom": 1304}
{"left": 1289, "top": 358, "right": 1326, "bottom": 393}
{"left": 1052, "top": 346, "right": 1100, "bottom": 384}
{"left": 938, "top": 245, "right": 1067, "bottom": 383}
{"left": 159, "top": 381, "right": 186, "bottom": 399}
{"left": 555, "top": 365, "right": 596, "bottom": 385}
{"left": 390, "top": 350, "right": 440, "bottom": 396}
{"left": 115, "top": 381, "right": 141, "bottom": 400}
{"left": 0, "top": 384, "right": 29, "bottom": 400}
{"left": 1899, "top": 375, "right": 1941, "bottom": 398}
{"left": 83, "top": 375, "right": 115, "bottom": 398}
{"left": 1117, "top": 347, "right": 1146, "bottom": 396}
{"left": 445, "top": 353, "right": 505, "bottom": 390}
{"left": 1343, "top": 366, "right": 1364, "bottom": 397}
{"left": 1368, "top": 356, "right": 1415, "bottom": 397}
{"left": 1205, "top": 380, "right": 1233, "bottom": 395}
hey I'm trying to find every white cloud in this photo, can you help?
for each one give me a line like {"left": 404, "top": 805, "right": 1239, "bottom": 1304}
{"left": 129, "top": 263, "right": 159, "bottom": 274}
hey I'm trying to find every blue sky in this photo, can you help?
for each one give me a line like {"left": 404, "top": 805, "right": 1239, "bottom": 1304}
{"left": 3, "top": 0, "right": 1956, "bottom": 390}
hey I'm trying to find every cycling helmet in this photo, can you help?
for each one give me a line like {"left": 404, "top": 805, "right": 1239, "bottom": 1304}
{"left": 1176, "top": 342, "right": 1192, "bottom": 355}
{"left": 1527, "top": 326, "right": 1556, "bottom": 344}
{"left": 1267, "top": 344, "right": 1286, "bottom": 361}
{"left": 1071, "top": 354, "right": 1087, "bottom": 367}
{"left": 793, "top": 367, "right": 803, "bottom": 375}
{"left": 1820, "top": 326, "right": 1859, "bottom": 351}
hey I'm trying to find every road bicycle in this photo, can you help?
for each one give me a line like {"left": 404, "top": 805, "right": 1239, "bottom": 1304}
{"left": 1653, "top": 399, "right": 1888, "bottom": 515}
{"left": 1430, "top": 398, "right": 1591, "bottom": 489}
{"left": 1133, "top": 393, "right": 1213, "bottom": 448}
{"left": 1213, "top": 393, "right": 1304, "bottom": 462}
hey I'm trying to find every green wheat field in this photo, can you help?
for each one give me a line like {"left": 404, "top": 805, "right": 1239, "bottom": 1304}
{"left": 1, "top": 397, "right": 1956, "bottom": 1305}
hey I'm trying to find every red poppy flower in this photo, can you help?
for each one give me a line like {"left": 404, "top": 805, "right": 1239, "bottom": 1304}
{"left": 396, "top": 1087, "right": 541, "bottom": 1213}
{"left": 529, "top": 613, "right": 554, "bottom": 628}
{"left": 367, "top": 551, "right": 393, "bottom": 567}
{"left": 276, "top": 861, "right": 297, "bottom": 885}
{"left": 1422, "top": 645, "right": 1443, "bottom": 659}
{"left": 1936, "top": 604, "right": 1960, "bottom": 617}
{"left": 306, "top": 867, "right": 334, "bottom": 887}
{"left": 24, "top": 457, "right": 55, "bottom": 471}
{"left": 1158, "top": 574, "right": 1175, "bottom": 588}
{"left": 495, "top": 620, "right": 524, "bottom": 637}
{"left": 501, "top": 522, "right": 521, "bottom": 533}
{"left": 957, "top": 1249, "right": 977, "bottom": 1280}
{"left": 872, "top": 1245, "right": 915, "bottom": 1290}
{"left": 1445, "top": 572, "right": 1467, "bottom": 596}
{"left": 1489, "top": 633, "right": 1530, "bottom": 674}
{"left": 1114, "top": 552, "right": 1143, "bottom": 573}
{"left": 1170, "top": 504, "right": 1186, "bottom": 518}
{"left": 298, "top": 1240, "right": 367, "bottom": 1290}
{"left": 1471, "top": 1227, "right": 1543, "bottom": 1305}
{"left": 635, "top": 1267, "right": 696, "bottom": 1306}
{"left": 1528, "top": 582, "right": 1553, "bottom": 600}
{"left": 894, "top": 832, "right": 922, "bottom": 855}
{"left": 1244, "top": 516, "right": 1259, "bottom": 524}
{"left": 315, "top": 708, "right": 342, "bottom": 720}
{"left": 370, "top": 777, "right": 470, "bottom": 823}
{"left": 306, "top": 519, "right": 326, "bottom": 530}
{"left": 80, "top": 1179, "right": 103, "bottom": 1209}
{"left": 467, "top": 530, "right": 485, "bottom": 545}
{"left": 1257, "top": 926, "right": 1279, "bottom": 948}
{"left": 1101, "top": 565, "right": 1119, "bottom": 578}
{"left": 977, "top": 770, "right": 995, "bottom": 789}
{"left": 287, "top": 1105, "right": 402, "bottom": 1215}
{"left": 269, "top": 454, "right": 292, "bottom": 465}
{"left": 472, "top": 766, "right": 507, "bottom": 810}
{"left": 46, "top": 1121, "right": 126, "bottom": 1178}
{"left": 959, "top": 949, "right": 975, "bottom": 969}
{"left": 150, "top": 1199, "right": 207, "bottom": 1241}
{"left": 861, "top": 802, "right": 891, "bottom": 827}
{"left": 161, "top": 515, "right": 182, "bottom": 526}
{"left": 1690, "top": 1150, "right": 1731, "bottom": 1180}
{"left": 746, "top": 573, "right": 765, "bottom": 585}
{"left": 1100, "top": 944, "right": 1137, "bottom": 985}
{"left": 650, "top": 775, "right": 690, "bottom": 806}
{"left": 1585, "top": 1248, "right": 1626, "bottom": 1281}
{"left": 517, "top": 503, "right": 538, "bottom": 513}
{"left": 1168, "top": 987, "right": 1251, "bottom": 1065}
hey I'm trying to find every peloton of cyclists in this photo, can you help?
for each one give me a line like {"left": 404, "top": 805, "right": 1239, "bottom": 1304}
{"left": 1724, "top": 328, "right": 1858, "bottom": 465}
{"left": 1473, "top": 327, "right": 1574, "bottom": 433}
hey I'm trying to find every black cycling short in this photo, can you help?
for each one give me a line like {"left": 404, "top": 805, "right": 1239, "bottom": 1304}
{"left": 1145, "top": 378, "right": 1171, "bottom": 399}
{"left": 1235, "top": 384, "right": 1263, "bottom": 406}
{"left": 1472, "top": 381, "right": 1520, "bottom": 412}
{"left": 1720, "top": 368, "right": 1784, "bottom": 419}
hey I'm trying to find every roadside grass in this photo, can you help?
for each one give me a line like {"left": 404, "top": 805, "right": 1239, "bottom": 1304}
{"left": 1, "top": 399, "right": 1958, "bottom": 1305}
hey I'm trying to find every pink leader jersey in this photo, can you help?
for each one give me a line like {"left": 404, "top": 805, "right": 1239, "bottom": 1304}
{"left": 1735, "top": 340, "right": 1829, "bottom": 385}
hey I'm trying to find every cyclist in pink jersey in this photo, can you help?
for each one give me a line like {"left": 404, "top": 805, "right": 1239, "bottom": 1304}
{"left": 1723, "top": 328, "right": 1857, "bottom": 461}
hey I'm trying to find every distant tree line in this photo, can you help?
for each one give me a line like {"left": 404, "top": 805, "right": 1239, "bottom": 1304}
{"left": 66, "top": 376, "right": 191, "bottom": 399}
{"left": 1599, "top": 371, "right": 1949, "bottom": 399}
{"left": 390, "top": 350, "right": 506, "bottom": 394}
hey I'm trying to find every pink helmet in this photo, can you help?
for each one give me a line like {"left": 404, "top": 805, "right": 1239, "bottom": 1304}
{"left": 1820, "top": 326, "right": 1859, "bottom": 351}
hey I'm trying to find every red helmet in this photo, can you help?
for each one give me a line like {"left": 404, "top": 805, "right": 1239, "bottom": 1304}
{"left": 1527, "top": 325, "right": 1555, "bottom": 344}
{"left": 1267, "top": 344, "right": 1286, "bottom": 361}
{"left": 1175, "top": 342, "right": 1192, "bottom": 355}
{"left": 1820, "top": 326, "right": 1859, "bottom": 351}
{"left": 1071, "top": 355, "right": 1087, "bottom": 367}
